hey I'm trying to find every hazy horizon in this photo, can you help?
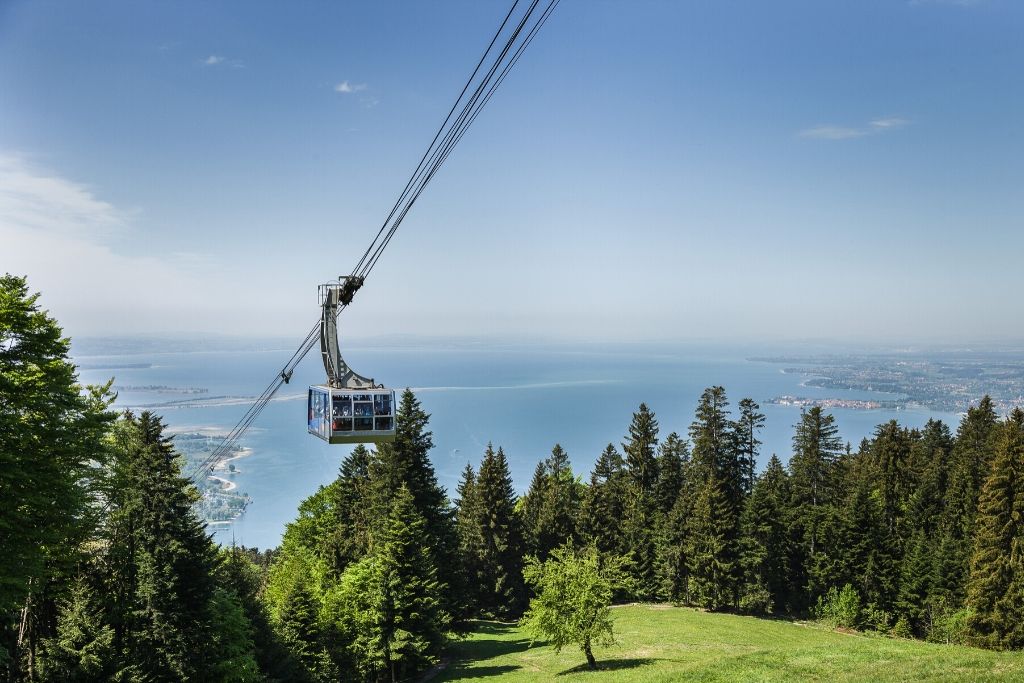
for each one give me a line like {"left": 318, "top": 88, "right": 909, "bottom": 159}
{"left": 67, "top": 332, "right": 1024, "bottom": 357}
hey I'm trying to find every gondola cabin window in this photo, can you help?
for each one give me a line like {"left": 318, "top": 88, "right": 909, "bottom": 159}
{"left": 308, "top": 386, "right": 396, "bottom": 444}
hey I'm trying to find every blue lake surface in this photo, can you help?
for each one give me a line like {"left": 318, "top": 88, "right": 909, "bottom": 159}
{"left": 74, "top": 340, "right": 962, "bottom": 550}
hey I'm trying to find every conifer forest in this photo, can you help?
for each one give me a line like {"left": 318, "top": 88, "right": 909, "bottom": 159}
{"left": 5, "top": 273, "right": 1024, "bottom": 682}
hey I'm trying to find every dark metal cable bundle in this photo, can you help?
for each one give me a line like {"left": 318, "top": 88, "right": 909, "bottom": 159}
{"left": 358, "top": 0, "right": 560, "bottom": 281}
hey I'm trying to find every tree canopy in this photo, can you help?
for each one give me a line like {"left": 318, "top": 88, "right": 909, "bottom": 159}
{"left": 520, "top": 544, "right": 626, "bottom": 670}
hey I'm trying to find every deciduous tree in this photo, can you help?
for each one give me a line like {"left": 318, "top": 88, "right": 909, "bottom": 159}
{"left": 520, "top": 544, "right": 625, "bottom": 671}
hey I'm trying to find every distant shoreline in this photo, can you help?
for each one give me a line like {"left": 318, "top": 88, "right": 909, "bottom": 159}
{"left": 200, "top": 446, "right": 254, "bottom": 526}
{"left": 208, "top": 474, "right": 237, "bottom": 492}
{"left": 208, "top": 446, "right": 254, "bottom": 492}
{"left": 767, "top": 395, "right": 906, "bottom": 411}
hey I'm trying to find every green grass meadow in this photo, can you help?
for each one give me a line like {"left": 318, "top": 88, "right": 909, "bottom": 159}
{"left": 436, "top": 605, "right": 1024, "bottom": 682}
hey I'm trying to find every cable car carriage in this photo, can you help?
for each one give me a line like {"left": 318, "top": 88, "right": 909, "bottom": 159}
{"left": 308, "top": 278, "right": 396, "bottom": 444}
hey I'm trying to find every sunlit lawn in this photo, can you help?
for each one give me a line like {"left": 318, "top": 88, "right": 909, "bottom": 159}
{"left": 436, "top": 604, "right": 1024, "bottom": 682}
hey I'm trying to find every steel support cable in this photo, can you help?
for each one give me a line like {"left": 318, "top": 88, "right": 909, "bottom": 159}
{"left": 185, "top": 0, "right": 558, "bottom": 483}
{"left": 362, "top": 0, "right": 557, "bottom": 278}
{"left": 356, "top": 0, "right": 547, "bottom": 280}
{"left": 189, "top": 321, "right": 323, "bottom": 479}
{"left": 186, "top": 380, "right": 282, "bottom": 478}
{"left": 198, "top": 330, "right": 316, "bottom": 464}
{"left": 357, "top": 2, "right": 542, "bottom": 273}
{"left": 185, "top": 323, "right": 318, "bottom": 479}
{"left": 348, "top": 0, "right": 524, "bottom": 279}
{"left": 361, "top": 1, "right": 558, "bottom": 280}
{"left": 417, "top": 0, "right": 561, "bottom": 208}
{"left": 359, "top": 0, "right": 550, "bottom": 280}
{"left": 451, "top": 0, "right": 561, "bottom": 153}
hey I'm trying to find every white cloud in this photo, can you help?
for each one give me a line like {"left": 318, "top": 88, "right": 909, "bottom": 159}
{"left": 0, "top": 154, "right": 229, "bottom": 334}
{"left": 870, "top": 117, "right": 910, "bottom": 129}
{"left": 799, "top": 116, "right": 911, "bottom": 140}
{"left": 202, "top": 54, "right": 243, "bottom": 68}
{"left": 0, "top": 155, "right": 130, "bottom": 239}
{"left": 334, "top": 80, "right": 367, "bottom": 94}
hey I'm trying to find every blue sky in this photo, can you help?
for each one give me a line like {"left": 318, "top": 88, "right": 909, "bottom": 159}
{"left": 1, "top": 0, "right": 1022, "bottom": 342}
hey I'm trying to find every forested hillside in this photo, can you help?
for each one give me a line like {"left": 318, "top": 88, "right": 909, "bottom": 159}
{"left": 4, "top": 273, "right": 1024, "bottom": 681}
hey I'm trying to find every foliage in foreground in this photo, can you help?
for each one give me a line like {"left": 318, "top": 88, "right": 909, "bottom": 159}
{"left": 519, "top": 543, "right": 626, "bottom": 670}
{"left": 6, "top": 272, "right": 1024, "bottom": 682}
{"left": 263, "top": 392, "right": 455, "bottom": 682}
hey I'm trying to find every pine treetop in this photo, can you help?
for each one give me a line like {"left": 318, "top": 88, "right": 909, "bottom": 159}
{"left": 624, "top": 403, "right": 660, "bottom": 495}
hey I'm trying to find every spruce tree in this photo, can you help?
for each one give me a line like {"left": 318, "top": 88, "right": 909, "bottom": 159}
{"left": 660, "top": 467, "right": 697, "bottom": 604}
{"left": 897, "top": 420, "right": 951, "bottom": 632}
{"left": 623, "top": 403, "right": 660, "bottom": 496}
{"left": 454, "top": 462, "right": 484, "bottom": 616}
{"left": 622, "top": 404, "right": 663, "bottom": 601}
{"left": 863, "top": 421, "right": 916, "bottom": 539}
{"left": 966, "top": 409, "right": 1024, "bottom": 649}
{"left": 738, "top": 455, "right": 790, "bottom": 614}
{"left": 523, "top": 445, "right": 582, "bottom": 560}
{"left": 897, "top": 530, "right": 936, "bottom": 635}
{"left": 905, "top": 420, "right": 952, "bottom": 536}
{"left": 735, "top": 398, "right": 766, "bottom": 497}
{"left": 685, "top": 473, "right": 737, "bottom": 610}
{"left": 789, "top": 407, "right": 843, "bottom": 513}
{"left": 937, "top": 397, "right": 1000, "bottom": 607}
{"left": 337, "top": 485, "right": 448, "bottom": 681}
{"left": 908, "top": 418, "right": 953, "bottom": 490}
{"left": 580, "top": 444, "right": 629, "bottom": 557}
{"left": 369, "top": 390, "right": 461, "bottom": 617}
{"left": 681, "top": 387, "right": 741, "bottom": 609}
{"left": 369, "top": 391, "right": 451, "bottom": 539}
{"left": 102, "top": 412, "right": 221, "bottom": 681}
{"left": 37, "top": 575, "right": 116, "bottom": 682}
{"left": 277, "top": 576, "right": 327, "bottom": 681}
{"left": 475, "top": 446, "right": 526, "bottom": 618}
{"left": 623, "top": 495, "right": 660, "bottom": 601}
{"left": 329, "top": 444, "right": 374, "bottom": 574}
{"left": 130, "top": 413, "right": 220, "bottom": 679}
{"left": 654, "top": 433, "right": 689, "bottom": 519}
{"left": 542, "top": 445, "right": 581, "bottom": 555}
{"left": 787, "top": 407, "right": 844, "bottom": 611}
{"left": 689, "top": 387, "right": 732, "bottom": 480}
{"left": 519, "top": 461, "right": 548, "bottom": 557}
{"left": 802, "top": 503, "right": 847, "bottom": 612}
{"left": 836, "top": 468, "right": 896, "bottom": 613}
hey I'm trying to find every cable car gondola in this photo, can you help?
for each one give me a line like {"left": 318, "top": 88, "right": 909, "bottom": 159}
{"left": 307, "top": 278, "right": 396, "bottom": 444}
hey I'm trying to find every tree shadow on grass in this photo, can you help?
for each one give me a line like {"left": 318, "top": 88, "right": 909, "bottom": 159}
{"left": 556, "top": 657, "right": 658, "bottom": 676}
{"left": 471, "top": 621, "right": 521, "bottom": 637}
{"left": 442, "top": 664, "right": 522, "bottom": 680}
{"left": 443, "top": 622, "right": 529, "bottom": 679}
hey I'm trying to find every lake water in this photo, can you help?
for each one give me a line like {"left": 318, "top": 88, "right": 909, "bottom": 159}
{"left": 73, "top": 340, "right": 962, "bottom": 550}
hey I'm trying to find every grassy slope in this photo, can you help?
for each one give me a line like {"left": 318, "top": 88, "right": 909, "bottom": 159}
{"left": 437, "top": 605, "right": 1024, "bottom": 682}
